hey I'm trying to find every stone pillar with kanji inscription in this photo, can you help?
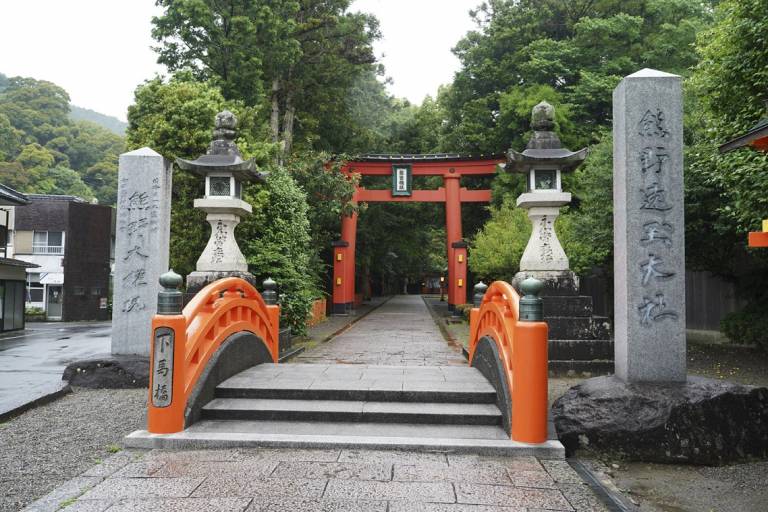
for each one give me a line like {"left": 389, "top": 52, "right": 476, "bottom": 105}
{"left": 613, "top": 69, "right": 686, "bottom": 383}
{"left": 112, "top": 148, "right": 172, "bottom": 356}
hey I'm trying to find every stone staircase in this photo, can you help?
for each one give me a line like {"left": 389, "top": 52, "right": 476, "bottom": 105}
{"left": 126, "top": 363, "right": 564, "bottom": 457}
{"left": 544, "top": 295, "right": 613, "bottom": 375}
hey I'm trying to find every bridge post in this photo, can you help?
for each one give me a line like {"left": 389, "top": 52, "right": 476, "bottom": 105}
{"left": 512, "top": 277, "right": 549, "bottom": 443}
{"left": 473, "top": 281, "right": 488, "bottom": 308}
{"left": 148, "top": 270, "right": 187, "bottom": 434}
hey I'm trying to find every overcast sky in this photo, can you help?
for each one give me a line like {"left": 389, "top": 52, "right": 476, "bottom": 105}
{"left": 0, "top": 0, "right": 479, "bottom": 122}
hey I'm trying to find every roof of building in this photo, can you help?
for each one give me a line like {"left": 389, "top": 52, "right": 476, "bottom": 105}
{"left": 719, "top": 118, "right": 768, "bottom": 153}
{"left": 352, "top": 153, "right": 506, "bottom": 162}
{"left": 0, "top": 257, "right": 39, "bottom": 269}
{"left": 26, "top": 194, "right": 88, "bottom": 203}
{"left": 0, "top": 184, "right": 30, "bottom": 206}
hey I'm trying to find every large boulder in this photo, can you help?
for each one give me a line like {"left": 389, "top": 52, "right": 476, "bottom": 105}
{"left": 552, "top": 375, "right": 768, "bottom": 465}
{"left": 63, "top": 357, "right": 149, "bottom": 389}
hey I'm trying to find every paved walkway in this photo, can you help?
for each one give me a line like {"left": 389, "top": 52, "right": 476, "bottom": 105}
{"left": 24, "top": 447, "right": 607, "bottom": 512}
{"left": 295, "top": 295, "right": 466, "bottom": 366}
{"left": 0, "top": 321, "right": 111, "bottom": 418}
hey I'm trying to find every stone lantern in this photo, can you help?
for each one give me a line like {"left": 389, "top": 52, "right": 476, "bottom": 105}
{"left": 507, "top": 101, "right": 588, "bottom": 292}
{"left": 176, "top": 111, "right": 264, "bottom": 292}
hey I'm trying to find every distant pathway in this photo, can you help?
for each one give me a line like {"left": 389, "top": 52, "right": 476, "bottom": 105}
{"left": 294, "top": 295, "right": 465, "bottom": 366}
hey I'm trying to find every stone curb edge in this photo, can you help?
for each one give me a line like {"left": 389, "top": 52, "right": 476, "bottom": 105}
{"left": 568, "top": 458, "right": 638, "bottom": 512}
{"left": 0, "top": 381, "right": 73, "bottom": 423}
{"left": 421, "top": 296, "right": 467, "bottom": 360}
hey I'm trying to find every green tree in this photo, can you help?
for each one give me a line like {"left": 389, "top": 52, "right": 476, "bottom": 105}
{"left": 441, "top": 0, "right": 712, "bottom": 153}
{"left": 243, "top": 166, "right": 319, "bottom": 335}
{"left": 469, "top": 201, "right": 531, "bottom": 282}
{"left": 0, "top": 112, "right": 22, "bottom": 160}
{"left": 83, "top": 158, "right": 119, "bottom": 205}
{"left": 0, "top": 77, "right": 71, "bottom": 145}
{"left": 152, "top": 0, "right": 380, "bottom": 159}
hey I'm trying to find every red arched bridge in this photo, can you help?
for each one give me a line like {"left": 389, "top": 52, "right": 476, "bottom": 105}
{"left": 135, "top": 274, "right": 557, "bottom": 455}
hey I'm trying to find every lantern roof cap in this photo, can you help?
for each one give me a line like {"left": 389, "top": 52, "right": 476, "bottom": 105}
{"left": 176, "top": 110, "right": 264, "bottom": 182}
{"left": 506, "top": 101, "right": 588, "bottom": 173}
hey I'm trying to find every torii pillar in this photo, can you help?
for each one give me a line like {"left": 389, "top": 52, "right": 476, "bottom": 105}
{"left": 332, "top": 210, "right": 358, "bottom": 314}
{"left": 444, "top": 174, "right": 464, "bottom": 310}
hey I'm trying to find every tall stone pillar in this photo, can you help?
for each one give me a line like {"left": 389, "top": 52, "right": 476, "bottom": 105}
{"left": 112, "top": 148, "right": 172, "bottom": 356}
{"left": 444, "top": 174, "right": 462, "bottom": 309}
{"left": 613, "top": 69, "right": 686, "bottom": 383}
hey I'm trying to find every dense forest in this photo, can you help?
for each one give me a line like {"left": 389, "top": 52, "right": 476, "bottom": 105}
{"left": 0, "top": 72, "right": 125, "bottom": 204}
{"left": 1, "top": 0, "right": 767, "bottom": 341}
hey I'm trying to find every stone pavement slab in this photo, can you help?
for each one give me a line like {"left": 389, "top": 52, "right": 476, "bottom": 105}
{"left": 25, "top": 448, "right": 608, "bottom": 512}
{"left": 294, "top": 295, "right": 465, "bottom": 366}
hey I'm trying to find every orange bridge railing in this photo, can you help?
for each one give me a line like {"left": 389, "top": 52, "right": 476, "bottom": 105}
{"left": 147, "top": 275, "right": 279, "bottom": 434}
{"left": 468, "top": 280, "right": 549, "bottom": 443}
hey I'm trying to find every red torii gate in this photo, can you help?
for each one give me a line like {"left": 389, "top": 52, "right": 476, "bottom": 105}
{"left": 332, "top": 154, "right": 504, "bottom": 314}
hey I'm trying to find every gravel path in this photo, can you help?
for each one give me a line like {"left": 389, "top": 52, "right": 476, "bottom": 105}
{"left": 0, "top": 387, "right": 146, "bottom": 512}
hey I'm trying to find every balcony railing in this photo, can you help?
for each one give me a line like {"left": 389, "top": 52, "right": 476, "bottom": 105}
{"left": 32, "top": 245, "right": 64, "bottom": 255}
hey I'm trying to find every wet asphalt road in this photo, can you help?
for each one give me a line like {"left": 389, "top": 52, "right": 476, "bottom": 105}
{"left": 0, "top": 321, "right": 111, "bottom": 417}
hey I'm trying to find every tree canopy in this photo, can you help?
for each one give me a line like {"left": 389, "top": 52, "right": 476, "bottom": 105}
{"left": 0, "top": 75, "right": 124, "bottom": 203}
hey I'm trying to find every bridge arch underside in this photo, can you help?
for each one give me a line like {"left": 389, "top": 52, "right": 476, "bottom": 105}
{"left": 183, "top": 331, "right": 273, "bottom": 427}
{"left": 332, "top": 154, "right": 505, "bottom": 314}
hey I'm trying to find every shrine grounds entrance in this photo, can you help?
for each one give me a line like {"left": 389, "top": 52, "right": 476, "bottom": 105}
{"left": 331, "top": 154, "right": 505, "bottom": 314}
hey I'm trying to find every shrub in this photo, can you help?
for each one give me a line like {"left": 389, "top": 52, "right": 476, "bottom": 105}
{"left": 720, "top": 307, "right": 768, "bottom": 350}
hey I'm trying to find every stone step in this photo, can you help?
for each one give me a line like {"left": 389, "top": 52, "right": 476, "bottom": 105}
{"left": 124, "top": 420, "right": 565, "bottom": 458}
{"left": 216, "top": 364, "right": 498, "bottom": 404}
{"left": 548, "top": 339, "right": 614, "bottom": 361}
{"left": 543, "top": 296, "right": 594, "bottom": 318}
{"left": 546, "top": 316, "right": 611, "bottom": 340}
{"left": 202, "top": 398, "right": 503, "bottom": 425}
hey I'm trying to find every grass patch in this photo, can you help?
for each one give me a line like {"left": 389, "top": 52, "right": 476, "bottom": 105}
{"left": 58, "top": 497, "right": 76, "bottom": 509}
{"left": 105, "top": 444, "right": 122, "bottom": 454}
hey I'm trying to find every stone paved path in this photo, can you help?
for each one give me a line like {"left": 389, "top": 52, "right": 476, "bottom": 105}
{"left": 26, "top": 447, "right": 608, "bottom": 511}
{"left": 295, "top": 295, "right": 466, "bottom": 366}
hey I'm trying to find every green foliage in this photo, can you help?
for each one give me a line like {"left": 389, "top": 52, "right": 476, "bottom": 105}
{"left": 69, "top": 105, "right": 127, "bottom": 135}
{"left": 721, "top": 307, "right": 768, "bottom": 350}
{"left": 0, "top": 75, "right": 124, "bottom": 202}
{"left": 244, "top": 166, "right": 319, "bottom": 335}
{"left": 469, "top": 201, "right": 531, "bottom": 282}
{"left": 559, "top": 131, "right": 614, "bottom": 274}
{"left": 441, "top": 0, "right": 712, "bottom": 152}
{"left": 152, "top": 0, "right": 380, "bottom": 158}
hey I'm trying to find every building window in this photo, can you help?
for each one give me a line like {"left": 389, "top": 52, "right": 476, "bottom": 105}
{"left": 73, "top": 286, "right": 85, "bottom": 296}
{"left": 33, "top": 231, "right": 64, "bottom": 255}
{"left": 26, "top": 273, "right": 44, "bottom": 303}
{"left": 91, "top": 287, "right": 102, "bottom": 296}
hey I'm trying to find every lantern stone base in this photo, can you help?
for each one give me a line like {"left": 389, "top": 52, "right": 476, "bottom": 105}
{"left": 196, "top": 212, "right": 249, "bottom": 273}
{"left": 518, "top": 205, "right": 570, "bottom": 273}
{"left": 186, "top": 270, "right": 257, "bottom": 295}
{"left": 513, "top": 270, "right": 579, "bottom": 296}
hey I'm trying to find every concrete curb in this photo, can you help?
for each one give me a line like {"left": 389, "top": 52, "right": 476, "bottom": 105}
{"left": 569, "top": 458, "right": 639, "bottom": 511}
{"left": 0, "top": 381, "right": 72, "bottom": 422}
